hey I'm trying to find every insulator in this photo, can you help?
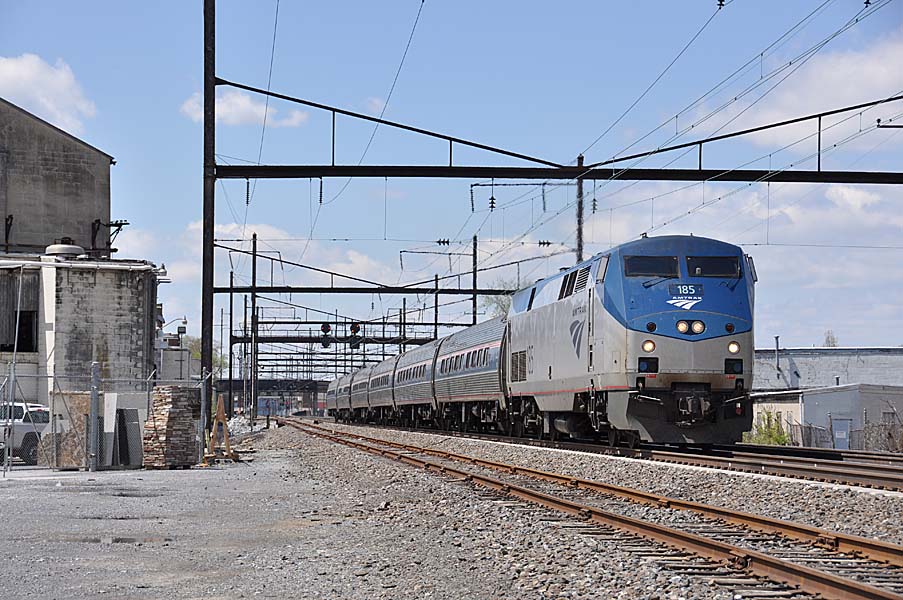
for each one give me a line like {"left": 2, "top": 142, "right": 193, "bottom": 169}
{"left": 542, "top": 183, "right": 547, "bottom": 212}
{"left": 319, "top": 178, "right": 324, "bottom": 204}
{"left": 470, "top": 188, "right": 474, "bottom": 212}
{"left": 245, "top": 179, "right": 250, "bottom": 206}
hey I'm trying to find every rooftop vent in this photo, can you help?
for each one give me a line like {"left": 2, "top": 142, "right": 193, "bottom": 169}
{"left": 45, "top": 238, "right": 85, "bottom": 258}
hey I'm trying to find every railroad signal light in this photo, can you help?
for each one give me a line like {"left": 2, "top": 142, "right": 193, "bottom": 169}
{"left": 350, "top": 323, "right": 361, "bottom": 334}
{"left": 321, "top": 323, "right": 332, "bottom": 334}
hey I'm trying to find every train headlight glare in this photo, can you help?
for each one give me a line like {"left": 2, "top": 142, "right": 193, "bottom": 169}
{"left": 728, "top": 341, "right": 741, "bottom": 354}
{"left": 691, "top": 320, "right": 705, "bottom": 334}
{"left": 676, "top": 321, "right": 689, "bottom": 333}
{"left": 642, "top": 340, "right": 656, "bottom": 353}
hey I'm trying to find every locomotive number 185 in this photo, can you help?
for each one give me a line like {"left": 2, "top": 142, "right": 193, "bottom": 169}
{"left": 668, "top": 284, "right": 704, "bottom": 296}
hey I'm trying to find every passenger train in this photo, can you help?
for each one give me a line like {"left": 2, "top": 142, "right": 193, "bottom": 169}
{"left": 326, "top": 235, "right": 756, "bottom": 444}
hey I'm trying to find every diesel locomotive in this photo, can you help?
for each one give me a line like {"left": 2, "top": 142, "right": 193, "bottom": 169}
{"left": 326, "top": 234, "right": 756, "bottom": 444}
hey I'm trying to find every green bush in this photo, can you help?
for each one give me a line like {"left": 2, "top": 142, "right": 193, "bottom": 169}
{"left": 743, "top": 409, "right": 790, "bottom": 445}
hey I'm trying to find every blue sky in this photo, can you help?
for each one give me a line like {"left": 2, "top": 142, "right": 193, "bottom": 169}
{"left": 2, "top": 0, "right": 903, "bottom": 353}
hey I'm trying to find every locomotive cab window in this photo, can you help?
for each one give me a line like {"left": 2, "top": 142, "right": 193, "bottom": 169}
{"left": 686, "top": 256, "right": 740, "bottom": 278}
{"left": 624, "top": 255, "right": 678, "bottom": 277}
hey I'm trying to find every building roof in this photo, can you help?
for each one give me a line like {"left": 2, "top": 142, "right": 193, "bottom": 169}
{"left": 752, "top": 383, "right": 903, "bottom": 401}
{"left": 0, "top": 96, "right": 114, "bottom": 162}
{"left": 755, "top": 347, "right": 903, "bottom": 356}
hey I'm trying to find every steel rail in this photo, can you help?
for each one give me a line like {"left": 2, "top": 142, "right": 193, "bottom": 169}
{"left": 283, "top": 420, "right": 903, "bottom": 600}
{"left": 329, "top": 421, "right": 903, "bottom": 491}
{"left": 664, "top": 442, "right": 903, "bottom": 468}
{"left": 635, "top": 447, "right": 903, "bottom": 491}
{"left": 295, "top": 420, "right": 903, "bottom": 568}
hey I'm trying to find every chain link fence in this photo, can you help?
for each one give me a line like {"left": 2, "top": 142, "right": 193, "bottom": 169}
{"left": 1, "top": 363, "right": 211, "bottom": 474}
{"left": 850, "top": 423, "right": 903, "bottom": 452}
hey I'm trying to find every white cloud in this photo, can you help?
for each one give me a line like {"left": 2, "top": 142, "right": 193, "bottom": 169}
{"left": 825, "top": 185, "right": 880, "bottom": 211}
{"left": 114, "top": 228, "right": 158, "bottom": 260}
{"left": 700, "top": 28, "right": 903, "bottom": 152}
{"left": 180, "top": 90, "right": 307, "bottom": 127}
{"left": 0, "top": 53, "right": 95, "bottom": 133}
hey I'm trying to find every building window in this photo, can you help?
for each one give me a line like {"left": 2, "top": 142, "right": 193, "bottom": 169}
{"left": 0, "top": 310, "right": 37, "bottom": 353}
{"left": 882, "top": 411, "right": 898, "bottom": 425}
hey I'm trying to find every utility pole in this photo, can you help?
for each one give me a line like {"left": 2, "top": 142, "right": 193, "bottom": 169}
{"left": 242, "top": 295, "right": 248, "bottom": 418}
{"left": 402, "top": 299, "right": 407, "bottom": 353}
{"left": 434, "top": 274, "right": 439, "bottom": 339}
{"left": 576, "top": 154, "right": 584, "bottom": 263}
{"left": 472, "top": 235, "right": 478, "bottom": 325}
{"left": 253, "top": 305, "right": 260, "bottom": 422}
{"left": 201, "top": 0, "right": 216, "bottom": 431}
{"left": 228, "top": 270, "right": 234, "bottom": 417}
{"left": 250, "top": 233, "right": 258, "bottom": 423}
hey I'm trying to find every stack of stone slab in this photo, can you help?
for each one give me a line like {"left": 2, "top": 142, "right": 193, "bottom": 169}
{"left": 142, "top": 386, "right": 200, "bottom": 469}
{"left": 39, "top": 391, "right": 90, "bottom": 469}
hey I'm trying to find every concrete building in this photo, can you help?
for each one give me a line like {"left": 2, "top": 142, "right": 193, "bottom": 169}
{"left": 753, "top": 346, "right": 903, "bottom": 390}
{"left": 1, "top": 252, "right": 159, "bottom": 403}
{"left": 752, "top": 384, "right": 903, "bottom": 450}
{"left": 751, "top": 347, "right": 903, "bottom": 449}
{"left": 1, "top": 96, "right": 162, "bottom": 402}
{"left": 0, "top": 97, "right": 115, "bottom": 255}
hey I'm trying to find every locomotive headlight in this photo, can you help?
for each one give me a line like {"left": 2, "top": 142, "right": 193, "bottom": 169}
{"left": 676, "top": 321, "right": 690, "bottom": 334}
{"left": 728, "top": 341, "right": 741, "bottom": 354}
{"left": 691, "top": 320, "right": 705, "bottom": 334}
{"left": 642, "top": 340, "right": 656, "bottom": 353}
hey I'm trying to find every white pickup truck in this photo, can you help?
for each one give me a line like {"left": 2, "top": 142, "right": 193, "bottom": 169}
{"left": 0, "top": 403, "right": 50, "bottom": 465}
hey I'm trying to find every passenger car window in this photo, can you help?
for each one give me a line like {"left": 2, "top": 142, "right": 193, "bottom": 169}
{"left": 624, "top": 255, "right": 679, "bottom": 277}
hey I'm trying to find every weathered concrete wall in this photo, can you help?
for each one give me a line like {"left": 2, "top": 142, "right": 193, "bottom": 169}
{"left": 753, "top": 348, "right": 903, "bottom": 390}
{"left": 0, "top": 97, "right": 111, "bottom": 253}
{"left": 52, "top": 266, "right": 157, "bottom": 389}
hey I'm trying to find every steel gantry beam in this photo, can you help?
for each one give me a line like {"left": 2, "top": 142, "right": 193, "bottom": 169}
{"left": 215, "top": 164, "right": 903, "bottom": 185}
{"left": 231, "top": 335, "right": 435, "bottom": 346}
{"left": 215, "top": 285, "right": 513, "bottom": 295}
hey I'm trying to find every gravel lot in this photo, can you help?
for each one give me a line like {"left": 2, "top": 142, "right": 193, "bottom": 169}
{"left": 325, "top": 422, "right": 903, "bottom": 545}
{"left": 0, "top": 425, "right": 748, "bottom": 599}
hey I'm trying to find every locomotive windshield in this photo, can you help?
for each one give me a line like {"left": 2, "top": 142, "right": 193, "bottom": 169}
{"left": 686, "top": 256, "right": 740, "bottom": 278}
{"left": 624, "top": 255, "right": 678, "bottom": 277}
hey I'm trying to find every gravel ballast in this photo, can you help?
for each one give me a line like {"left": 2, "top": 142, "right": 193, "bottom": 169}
{"left": 0, "top": 425, "right": 748, "bottom": 599}
{"left": 325, "top": 421, "right": 903, "bottom": 546}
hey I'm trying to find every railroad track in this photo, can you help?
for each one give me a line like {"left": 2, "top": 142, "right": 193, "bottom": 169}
{"left": 281, "top": 418, "right": 903, "bottom": 600}
{"left": 319, "top": 419, "right": 903, "bottom": 491}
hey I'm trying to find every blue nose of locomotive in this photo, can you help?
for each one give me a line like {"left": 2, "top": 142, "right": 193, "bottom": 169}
{"left": 601, "top": 235, "right": 754, "bottom": 339}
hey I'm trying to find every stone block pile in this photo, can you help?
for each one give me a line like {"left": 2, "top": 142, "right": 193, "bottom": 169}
{"left": 142, "top": 386, "right": 200, "bottom": 469}
{"left": 39, "top": 391, "right": 91, "bottom": 469}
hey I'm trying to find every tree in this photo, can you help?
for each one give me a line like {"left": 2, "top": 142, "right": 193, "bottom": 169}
{"left": 480, "top": 277, "right": 519, "bottom": 318}
{"left": 743, "top": 409, "right": 791, "bottom": 446}
{"left": 824, "top": 330, "right": 839, "bottom": 347}
{"left": 182, "top": 335, "right": 226, "bottom": 370}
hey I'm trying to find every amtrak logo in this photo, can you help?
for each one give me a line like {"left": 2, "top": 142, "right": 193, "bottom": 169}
{"left": 667, "top": 298, "right": 702, "bottom": 310}
{"left": 569, "top": 319, "right": 585, "bottom": 358}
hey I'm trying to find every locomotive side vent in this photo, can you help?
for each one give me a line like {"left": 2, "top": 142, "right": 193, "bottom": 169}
{"left": 511, "top": 351, "right": 527, "bottom": 382}
{"left": 574, "top": 266, "right": 591, "bottom": 292}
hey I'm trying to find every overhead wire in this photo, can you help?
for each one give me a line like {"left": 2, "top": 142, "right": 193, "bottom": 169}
{"left": 580, "top": 4, "right": 723, "bottom": 156}
{"left": 324, "top": 0, "right": 427, "bottom": 206}
{"left": 476, "top": 0, "right": 891, "bottom": 267}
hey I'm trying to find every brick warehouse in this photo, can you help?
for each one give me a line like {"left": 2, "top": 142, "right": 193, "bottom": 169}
{"left": 0, "top": 96, "right": 161, "bottom": 403}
